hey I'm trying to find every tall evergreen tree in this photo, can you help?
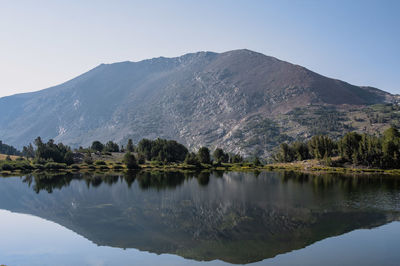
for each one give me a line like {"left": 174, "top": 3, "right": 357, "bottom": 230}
{"left": 126, "top": 139, "right": 134, "bottom": 152}
{"left": 197, "top": 147, "right": 211, "bottom": 164}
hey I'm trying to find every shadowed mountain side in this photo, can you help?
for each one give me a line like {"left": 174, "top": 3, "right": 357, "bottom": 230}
{"left": 0, "top": 49, "right": 393, "bottom": 156}
{"left": 0, "top": 172, "right": 399, "bottom": 264}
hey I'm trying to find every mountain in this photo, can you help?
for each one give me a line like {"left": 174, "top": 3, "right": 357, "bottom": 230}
{"left": 0, "top": 49, "right": 396, "bottom": 156}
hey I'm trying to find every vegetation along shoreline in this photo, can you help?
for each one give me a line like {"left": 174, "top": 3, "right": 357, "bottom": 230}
{"left": 1, "top": 127, "right": 400, "bottom": 176}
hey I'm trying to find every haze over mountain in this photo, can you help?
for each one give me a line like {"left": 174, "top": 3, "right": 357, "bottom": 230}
{"left": 0, "top": 49, "right": 396, "bottom": 156}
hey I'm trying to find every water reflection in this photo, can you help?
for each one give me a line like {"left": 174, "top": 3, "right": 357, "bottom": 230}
{"left": 0, "top": 171, "right": 400, "bottom": 264}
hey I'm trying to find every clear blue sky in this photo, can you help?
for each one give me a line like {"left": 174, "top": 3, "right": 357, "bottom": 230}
{"left": 0, "top": 0, "right": 399, "bottom": 97}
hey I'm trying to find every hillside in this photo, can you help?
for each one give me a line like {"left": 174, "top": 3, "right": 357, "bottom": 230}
{"left": 0, "top": 49, "right": 396, "bottom": 157}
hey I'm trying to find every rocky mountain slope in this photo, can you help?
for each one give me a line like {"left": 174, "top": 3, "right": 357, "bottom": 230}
{"left": 0, "top": 49, "right": 396, "bottom": 156}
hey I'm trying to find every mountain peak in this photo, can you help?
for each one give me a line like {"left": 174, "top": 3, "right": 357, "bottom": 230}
{"left": 0, "top": 49, "right": 394, "bottom": 157}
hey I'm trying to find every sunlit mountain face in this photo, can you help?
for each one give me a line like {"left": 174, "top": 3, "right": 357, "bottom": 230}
{"left": 0, "top": 49, "right": 395, "bottom": 157}
{"left": 0, "top": 171, "right": 399, "bottom": 264}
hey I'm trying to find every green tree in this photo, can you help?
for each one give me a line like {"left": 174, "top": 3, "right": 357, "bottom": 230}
{"left": 197, "top": 147, "right": 211, "bottom": 164}
{"left": 253, "top": 157, "right": 262, "bottom": 166}
{"left": 274, "top": 143, "right": 295, "bottom": 162}
{"left": 338, "top": 132, "right": 362, "bottom": 162}
{"left": 292, "top": 141, "right": 310, "bottom": 161}
{"left": 124, "top": 152, "right": 139, "bottom": 169}
{"left": 382, "top": 127, "right": 400, "bottom": 168}
{"left": 231, "top": 153, "right": 243, "bottom": 163}
{"left": 137, "top": 138, "right": 188, "bottom": 163}
{"left": 0, "top": 140, "right": 21, "bottom": 156}
{"left": 22, "top": 143, "right": 35, "bottom": 158}
{"left": 126, "top": 139, "right": 134, "bottom": 152}
{"left": 308, "top": 135, "right": 336, "bottom": 159}
{"left": 213, "top": 148, "right": 229, "bottom": 163}
{"left": 137, "top": 153, "right": 146, "bottom": 164}
{"left": 91, "top": 141, "right": 104, "bottom": 152}
{"left": 184, "top": 152, "right": 201, "bottom": 167}
{"left": 104, "top": 141, "right": 119, "bottom": 152}
{"left": 64, "top": 151, "right": 74, "bottom": 165}
{"left": 137, "top": 139, "right": 153, "bottom": 160}
{"left": 33, "top": 137, "right": 72, "bottom": 163}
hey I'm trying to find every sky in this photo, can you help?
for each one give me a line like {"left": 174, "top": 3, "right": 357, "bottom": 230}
{"left": 0, "top": 0, "right": 399, "bottom": 98}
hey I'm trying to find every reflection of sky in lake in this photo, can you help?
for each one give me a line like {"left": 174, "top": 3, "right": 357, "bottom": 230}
{"left": 1, "top": 209, "right": 400, "bottom": 266}
{"left": 1, "top": 171, "right": 400, "bottom": 265}
{"left": 0, "top": 209, "right": 227, "bottom": 266}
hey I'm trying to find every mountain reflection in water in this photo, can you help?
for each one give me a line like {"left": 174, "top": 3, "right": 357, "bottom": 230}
{"left": 0, "top": 171, "right": 399, "bottom": 264}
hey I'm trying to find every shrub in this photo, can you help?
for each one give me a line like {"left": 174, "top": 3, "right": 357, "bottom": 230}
{"left": 98, "top": 165, "right": 109, "bottom": 171}
{"left": 70, "top": 164, "right": 80, "bottom": 170}
{"left": 137, "top": 153, "right": 146, "bottom": 164}
{"left": 44, "top": 162, "right": 67, "bottom": 170}
{"left": 15, "top": 161, "right": 33, "bottom": 170}
{"left": 113, "top": 164, "right": 124, "bottom": 170}
{"left": 33, "top": 163, "right": 44, "bottom": 170}
{"left": 83, "top": 153, "right": 93, "bottom": 165}
{"left": 94, "top": 160, "right": 106, "bottom": 166}
{"left": 1, "top": 163, "right": 13, "bottom": 171}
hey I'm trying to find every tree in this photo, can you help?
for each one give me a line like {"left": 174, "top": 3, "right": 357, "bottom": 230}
{"left": 292, "top": 142, "right": 310, "bottom": 161}
{"left": 64, "top": 151, "right": 74, "bottom": 165}
{"left": 91, "top": 141, "right": 104, "bottom": 152}
{"left": 382, "top": 127, "right": 400, "bottom": 168}
{"left": 126, "top": 139, "right": 134, "bottom": 152}
{"left": 137, "top": 139, "right": 153, "bottom": 160}
{"left": 22, "top": 143, "right": 35, "bottom": 158}
{"left": 0, "top": 140, "right": 21, "bottom": 156}
{"left": 83, "top": 152, "right": 93, "bottom": 165}
{"left": 231, "top": 153, "right": 243, "bottom": 163}
{"left": 357, "top": 134, "right": 382, "bottom": 167}
{"left": 338, "top": 132, "right": 362, "bottom": 162}
{"left": 124, "top": 152, "right": 139, "bottom": 169}
{"left": 274, "top": 143, "right": 295, "bottom": 162}
{"left": 184, "top": 152, "right": 201, "bottom": 167}
{"left": 197, "top": 147, "right": 211, "bottom": 164}
{"left": 104, "top": 141, "right": 120, "bottom": 152}
{"left": 213, "top": 148, "right": 229, "bottom": 164}
{"left": 34, "top": 138, "right": 72, "bottom": 163}
{"left": 253, "top": 157, "right": 262, "bottom": 166}
{"left": 137, "top": 153, "right": 146, "bottom": 164}
{"left": 137, "top": 138, "right": 188, "bottom": 163}
{"left": 308, "top": 135, "right": 336, "bottom": 159}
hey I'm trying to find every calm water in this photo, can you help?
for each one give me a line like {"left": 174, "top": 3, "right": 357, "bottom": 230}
{"left": 0, "top": 171, "right": 400, "bottom": 266}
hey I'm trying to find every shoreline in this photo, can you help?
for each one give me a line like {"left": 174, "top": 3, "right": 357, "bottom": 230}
{"left": 1, "top": 161, "right": 400, "bottom": 177}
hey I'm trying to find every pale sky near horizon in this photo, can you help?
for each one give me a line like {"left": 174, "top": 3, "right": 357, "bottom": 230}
{"left": 0, "top": 0, "right": 399, "bottom": 98}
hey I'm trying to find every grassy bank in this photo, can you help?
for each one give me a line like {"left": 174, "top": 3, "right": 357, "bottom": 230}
{"left": 1, "top": 157, "right": 400, "bottom": 176}
{"left": 264, "top": 160, "right": 400, "bottom": 175}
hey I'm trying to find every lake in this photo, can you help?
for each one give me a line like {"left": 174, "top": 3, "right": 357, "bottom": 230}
{"left": 0, "top": 171, "right": 399, "bottom": 266}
